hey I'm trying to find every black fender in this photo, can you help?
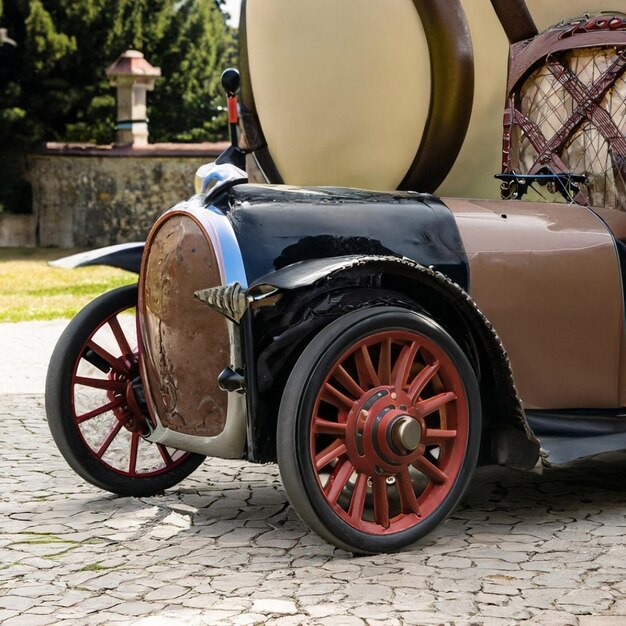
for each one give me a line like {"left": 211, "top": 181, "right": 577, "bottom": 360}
{"left": 49, "top": 242, "right": 144, "bottom": 274}
{"left": 224, "top": 184, "right": 470, "bottom": 290}
{"left": 249, "top": 254, "right": 541, "bottom": 469}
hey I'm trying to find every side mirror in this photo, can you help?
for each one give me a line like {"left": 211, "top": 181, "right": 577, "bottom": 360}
{"left": 221, "top": 68, "right": 241, "bottom": 97}
{"left": 215, "top": 67, "right": 246, "bottom": 170}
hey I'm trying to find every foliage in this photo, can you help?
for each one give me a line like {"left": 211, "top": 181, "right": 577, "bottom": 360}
{"left": 0, "top": 0, "right": 235, "bottom": 212}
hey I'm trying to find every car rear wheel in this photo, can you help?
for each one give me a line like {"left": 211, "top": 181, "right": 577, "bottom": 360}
{"left": 46, "top": 285, "right": 205, "bottom": 497}
{"left": 277, "top": 306, "right": 481, "bottom": 553}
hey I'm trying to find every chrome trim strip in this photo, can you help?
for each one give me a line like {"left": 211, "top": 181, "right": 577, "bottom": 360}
{"left": 142, "top": 317, "right": 248, "bottom": 457}
{"left": 143, "top": 401, "right": 246, "bottom": 456}
{"left": 175, "top": 194, "right": 249, "bottom": 288}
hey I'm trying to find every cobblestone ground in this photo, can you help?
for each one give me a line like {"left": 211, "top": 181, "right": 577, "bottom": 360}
{"left": 1, "top": 394, "right": 626, "bottom": 626}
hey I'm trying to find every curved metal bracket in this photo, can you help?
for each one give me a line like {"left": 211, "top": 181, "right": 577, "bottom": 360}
{"left": 490, "top": 0, "right": 538, "bottom": 44}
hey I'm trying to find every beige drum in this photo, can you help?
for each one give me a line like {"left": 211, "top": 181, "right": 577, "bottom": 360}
{"left": 241, "top": 1, "right": 618, "bottom": 199}
{"left": 240, "top": 0, "right": 474, "bottom": 193}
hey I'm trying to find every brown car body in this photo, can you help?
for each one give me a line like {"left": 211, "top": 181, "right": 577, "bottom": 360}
{"left": 449, "top": 198, "right": 626, "bottom": 410}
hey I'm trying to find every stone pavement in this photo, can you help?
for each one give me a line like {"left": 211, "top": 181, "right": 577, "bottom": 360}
{"left": 0, "top": 320, "right": 69, "bottom": 394}
{"left": 1, "top": 321, "right": 626, "bottom": 625}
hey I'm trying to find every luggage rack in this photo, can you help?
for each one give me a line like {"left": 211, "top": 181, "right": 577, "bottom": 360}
{"left": 496, "top": 171, "right": 588, "bottom": 202}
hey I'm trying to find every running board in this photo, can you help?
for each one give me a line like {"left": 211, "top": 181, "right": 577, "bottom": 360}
{"left": 526, "top": 409, "right": 626, "bottom": 465}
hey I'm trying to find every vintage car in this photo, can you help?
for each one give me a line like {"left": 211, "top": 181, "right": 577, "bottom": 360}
{"left": 46, "top": 1, "right": 626, "bottom": 554}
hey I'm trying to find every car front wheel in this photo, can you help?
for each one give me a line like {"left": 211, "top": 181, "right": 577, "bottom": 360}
{"left": 277, "top": 306, "right": 481, "bottom": 553}
{"left": 46, "top": 285, "right": 205, "bottom": 497}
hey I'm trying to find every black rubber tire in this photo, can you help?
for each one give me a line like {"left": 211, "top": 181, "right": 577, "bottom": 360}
{"left": 277, "top": 306, "right": 481, "bottom": 554}
{"left": 45, "top": 285, "right": 205, "bottom": 497}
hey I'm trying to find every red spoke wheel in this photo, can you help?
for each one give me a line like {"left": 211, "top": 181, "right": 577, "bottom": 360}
{"left": 277, "top": 306, "right": 481, "bottom": 553}
{"left": 46, "top": 285, "right": 205, "bottom": 496}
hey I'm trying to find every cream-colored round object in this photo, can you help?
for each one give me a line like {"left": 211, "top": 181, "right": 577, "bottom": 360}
{"left": 440, "top": 0, "right": 620, "bottom": 199}
{"left": 245, "top": 0, "right": 430, "bottom": 190}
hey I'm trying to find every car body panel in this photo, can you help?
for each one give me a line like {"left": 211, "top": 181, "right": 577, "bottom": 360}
{"left": 130, "top": 176, "right": 626, "bottom": 467}
{"left": 137, "top": 199, "right": 248, "bottom": 457}
{"left": 226, "top": 184, "right": 469, "bottom": 288}
{"left": 586, "top": 206, "right": 626, "bottom": 407}
{"left": 48, "top": 242, "right": 144, "bottom": 274}
{"left": 448, "top": 197, "right": 625, "bottom": 410}
{"left": 236, "top": 189, "right": 626, "bottom": 414}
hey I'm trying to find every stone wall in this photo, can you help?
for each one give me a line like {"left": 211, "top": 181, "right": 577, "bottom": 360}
{"left": 0, "top": 214, "right": 36, "bottom": 247}
{"left": 26, "top": 142, "right": 229, "bottom": 248}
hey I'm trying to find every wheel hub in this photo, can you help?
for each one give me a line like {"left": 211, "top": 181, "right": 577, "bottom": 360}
{"left": 390, "top": 415, "right": 422, "bottom": 453}
{"left": 345, "top": 386, "right": 426, "bottom": 476}
{"left": 107, "top": 359, "right": 151, "bottom": 435}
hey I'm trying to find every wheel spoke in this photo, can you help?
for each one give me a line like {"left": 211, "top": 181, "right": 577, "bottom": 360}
{"left": 422, "top": 428, "right": 457, "bottom": 445}
{"left": 392, "top": 342, "right": 419, "bottom": 393}
{"left": 397, "top": 467, "right": 422, "bottom": 516}
{"left": 324, "top": 459, "right": 354, "bottom": 504}
{"left": 108, "top": 316, "right": 133, "bottom": 360}
{"left": 86, "top": 340, "right": 129, "bottom": 376}
{"left": 81, "top": 347, "right": 112, "bottom": 374}
{"left": 373, "top": 476, "right": 390, "bottom": 528}
{"left": 76, "top": 397, "right": 126, "bottom": 424}
{"left": 129, "top": 432, "right": 139, "bottom": 475}
{"left": 315, "top": 439, "right": 348, "bottom": 470}
{"left": 74, "top": 376, "right": 127, "bottom": 392}
{"left": 407, "top": 361, "right": 440, "bottom": 402}
{"left": 348, "top": 472, "right": 368, "bottom": 523}
{"left": 415, "top": 391, "right": 456, "bottom": 418}
{"left": 157, "top": 444, "right": 174, "bottom": 466}
{"left": 333, "top": 364, "right": 366, "bottom": 399}
{"left": 377, "top": 338, "right": 392, "bottom": 386}
{"left": 321, "top": 383, "right": 354, "bottom": 409}
{"left": 96, "top": 417, "right": 128, "bottom": 458}
{"left": 355, "top": 345, "right": 381, "bottom": 389}
{"left": 314, "top": 418, "right": 347, "bottom": 436}
{"left": 414, "top": 456, "right": 449, "bottom": 485}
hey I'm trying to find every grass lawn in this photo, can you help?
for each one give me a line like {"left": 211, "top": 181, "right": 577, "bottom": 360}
{"left": 0, "top": 248, "right": 136, "bottom": 322}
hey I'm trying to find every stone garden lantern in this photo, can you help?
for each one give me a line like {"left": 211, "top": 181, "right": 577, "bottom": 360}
{"left": 106, "top": 50, "right": 161, "bottom": 147}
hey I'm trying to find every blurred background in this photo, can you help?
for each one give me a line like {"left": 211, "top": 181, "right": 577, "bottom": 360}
{"left": 0, "top": 0, "right": 238, "bottom": 219}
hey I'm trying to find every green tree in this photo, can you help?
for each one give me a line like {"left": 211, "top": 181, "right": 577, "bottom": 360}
{"left": 0, "top": 0, "right": 235, "bottom": 212}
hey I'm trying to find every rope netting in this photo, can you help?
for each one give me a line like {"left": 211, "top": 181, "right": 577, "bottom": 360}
{"left": 509, "top": 46, "right": 626, "bottom": 209}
